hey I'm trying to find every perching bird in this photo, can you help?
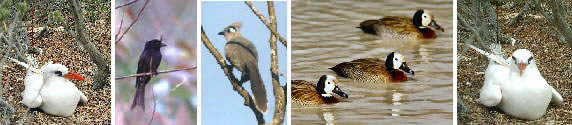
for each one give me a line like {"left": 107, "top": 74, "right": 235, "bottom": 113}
{"left": 131, "top": 39, "right": 166, "bottom": 110}
{"left": 330, "top": 52, "right": 415, "bottom": 83}
{"left": 21, "top": 61, "right": 88, "bottom": 117}
{"left": 469, "top": 44, "right": 564, "bottom": 120}
{"left": 292, "top": 75, "right": 348, "bottom": 105}
{"left": 219, "top": 22, "right": 268, "bottom": 113}
{"left": 357, "top": 9, "right": 444, "bottom": 39}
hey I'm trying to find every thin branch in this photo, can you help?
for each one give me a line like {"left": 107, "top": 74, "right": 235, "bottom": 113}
{"left": 115, "top": 9, "right": 125, "bottom": 41}
{"left": 115, "top": 0, "right": 140, "bottom": 9}
{"left": 115, "top": 0, "right": 151, "bottom": 44}
{"left": 244, "top": 1, "right": 287, "bottom": 47}
{"left": 267, "top": 1, "right": 285, "bottom": 125}
{"left": 114, "top": 67, "right": 196, "bottom": 80}
{"left": 149, "top": 84, "right": 157, "bottom": 125}
{"left": 201, "top": 26, "right": 265, "bottom": 124}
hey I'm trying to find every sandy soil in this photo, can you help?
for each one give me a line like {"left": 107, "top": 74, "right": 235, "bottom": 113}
{"left": 457, "top": 1, "right": 572, "bottom": 124}
{"left": 0, "top": 0, "right": 111, "bottom": 124}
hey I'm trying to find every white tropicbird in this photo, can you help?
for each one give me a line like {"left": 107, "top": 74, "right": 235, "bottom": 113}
{"left": 8, "top": 56, "right": 88, "bottom": 117}
{"left": 468, "top": 44, "right": 564, "bottom": 120}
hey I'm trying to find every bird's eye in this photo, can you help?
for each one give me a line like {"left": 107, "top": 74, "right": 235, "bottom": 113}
{"left": 528, "top": 57, "right": 534, "bottom": 63}
{"left": 55, "top": 71, "right": 62, "bottom": 77}
{"left": 424, "top": 15, "right": 427, "bottom": 18}
{"left": 228, "top": 27, "right": 236, "bottom": 32}
{"left": 327, "top": 82, "right": 330, "bottom": 84}
{"left": 395, "top": 58, "right": 398, "bottom": 61}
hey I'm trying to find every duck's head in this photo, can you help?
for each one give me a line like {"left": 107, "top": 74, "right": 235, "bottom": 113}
{"left": 510, "top": 49, "right": 536, "bottom": 77}
{"left": 42, "top": 63, "right": 86, "bottom": 81}
{"left": 218, "top": 21, "right": 243, "bottom": 41}
{"left": 413, "top": 9, "right": 444, "bottom": 32}
{"left": 317, "top": 75, "right": 348, "bottom": 99}
{"left": 386, "top": 52, "right": 415, "bottom": 75}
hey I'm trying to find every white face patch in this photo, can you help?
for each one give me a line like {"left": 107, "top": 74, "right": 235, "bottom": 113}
{"left": 228, "top": 27, "right": 236, "bottom": 33}
{"left": 510, "top": 49, "right": 535, "bottom": 66}
{"left": 321, "top": 75, "right": 338, "bottom": 97}
{"left": 421, "top": 13, "right": 432, "bottom": 27}
{"left": 392, "top": 53, "right": 404, "bottom": 69}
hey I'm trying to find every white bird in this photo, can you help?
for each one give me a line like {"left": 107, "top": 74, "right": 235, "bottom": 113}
{"left": 37, "top": 63, "right": 88, "bottom": 117}
{"left": 469, "top": 44, "right": 564, "bottom": 120}
{"left": 9, "top": 56, "right": 89, "bottom": 117}
{"left": 21, "top": 57, "right": 44, "bottom": 108}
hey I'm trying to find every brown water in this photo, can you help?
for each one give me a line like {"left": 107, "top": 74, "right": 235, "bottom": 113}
{"left": 291, "top": 0, "right": 453, "bottom": 124}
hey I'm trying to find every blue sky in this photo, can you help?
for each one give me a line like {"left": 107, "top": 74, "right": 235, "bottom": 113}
{"left": 201, "top": 1, "right": 288, "bottom": 124}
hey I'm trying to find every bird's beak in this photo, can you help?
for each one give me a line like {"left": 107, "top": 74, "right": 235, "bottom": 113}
{"left": 519, "top": 62, "right": 527, "bottom": 77}
{"left": 399, "top": 62, "right": 415, "bottom": 75}
{"left": 64, "top": 72, "right": 86, "bottom": 81}
{"left": 218, "top": 31, "right": 224, "bottom": 35}
{"left": 161, "top": 43, "right": 167, "bottom": 47}
{"left": 332, "top": 86, "right": 349, "bottom": 98}
{"left": 430, "top": 20, "right": 444, "bottom": 32}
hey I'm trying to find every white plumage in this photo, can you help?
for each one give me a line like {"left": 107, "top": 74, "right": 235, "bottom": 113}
{"left": 8, "top": 56, "right": 88, "bottom": 117}
{"left": 469, "top": 44, "right": 564, "bottom": 120}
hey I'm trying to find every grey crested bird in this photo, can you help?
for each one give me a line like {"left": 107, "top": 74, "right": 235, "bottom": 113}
{"left": 218, "top": 22, "right": 268, "bottom": 113}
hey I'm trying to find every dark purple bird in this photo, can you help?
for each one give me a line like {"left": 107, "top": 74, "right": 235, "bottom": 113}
{"left": 131, "top": 39, "right": 166, "bottom": 110}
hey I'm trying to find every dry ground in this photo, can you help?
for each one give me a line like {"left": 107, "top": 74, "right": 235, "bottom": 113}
{"left": 1, "top": 0, "right": 111, "bottom": 124}
{"left": 457, "top": 1, "right": 572, "bottom": 124}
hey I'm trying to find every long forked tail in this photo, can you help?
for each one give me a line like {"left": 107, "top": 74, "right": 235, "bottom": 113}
{"left": 247, "top": 63, "right": 268, "bottom": 113}
{"left": 466, "top": 44, "right": 509, "bottom": 67}
{"left": 131, "top": 85, "right": 146, "bottom": 111}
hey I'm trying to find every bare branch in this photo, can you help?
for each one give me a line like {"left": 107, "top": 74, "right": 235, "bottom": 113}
{"left": 244, "top": 1, "right": 287, "bottom": 47}
{"left": 114, "top": 67, "right": 196, "bottom": 80}
{"left": 267, "top": 1, "right": 285, "bottom": 125}
{"left": 115, "top": 0, "right": 140, "bottom": 9}
{"left": 115, "top": 0, "right": 151, "bottom": 44}
{"left": 67, "top": 0, "right": 112, "bottom": 89}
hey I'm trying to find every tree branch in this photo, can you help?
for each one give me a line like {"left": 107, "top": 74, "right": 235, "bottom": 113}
{"left": 115, "top": 0, "right": 140, "bottom": 9}
{"left": 201, "top": 26, "right": 265, "bottom": 124}
{"left": 114, "top": 67, "right": 196, "bottom": 80}
{"left": 115, "top": 0, "right": 150, "bottom": 44}
{"left": 244, "top": 1, "right": 287, "bottom": 47}
{"left": 267, "top": 2, "right": 285, "bottom": 125}
{"left": 67, "top": 0, "right": 111, "bottom": 89}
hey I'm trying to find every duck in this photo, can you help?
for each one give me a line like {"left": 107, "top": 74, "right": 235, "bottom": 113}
{"left": 292, "top": 75, "right": 349, "bottom": 105}
{"left": 469, "top": 44, "right": 564, "bottom": 120}
{"left": 329, "top": 52, "right": 415, "bottom": 83}
{"left": 357, "top": 9, "right": 444, "bottom": 39}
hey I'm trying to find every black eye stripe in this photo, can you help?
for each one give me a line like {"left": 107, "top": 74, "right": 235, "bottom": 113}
{"left": 528, "top": 57, "right": 534, "bottom": 63}
{"left": 512, "top": 56, "right": 516, "bottom": 61}
{"left": 55, "top": 71, "right": 62, "bottom": 76}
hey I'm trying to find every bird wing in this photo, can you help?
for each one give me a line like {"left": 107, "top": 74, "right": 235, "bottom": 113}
{"left": 224, "top": 37, "right": 266, "bottom": 113}
{"left": 22, "top": 63, "right": 44, "bottom": 108}
{"left": 469, "top": 44, "right": 509, "bottom": 107}
{"left": 550, "top": 87, "right": 564, "bottom": 105}
{"left": 292, "top": 80, "right": 323, "bottom": 105}
{"left": 136, "top": 54, "right": 154, "bottom": 87}
{"left": 379, "top": 16, "right": 419, "bottom": 35}
{"left": 79, "top": 91, "right": 88, "bottom": 103}
{"left": 227, "top": 37, "right": 258, "bottom": 60}
{"left": 479, "top": 80, "right": 502, "bottom": 106}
